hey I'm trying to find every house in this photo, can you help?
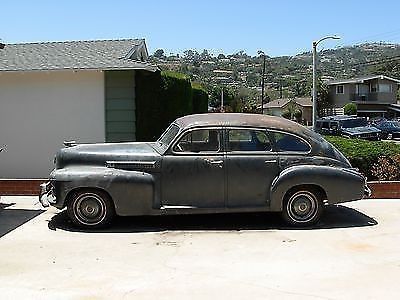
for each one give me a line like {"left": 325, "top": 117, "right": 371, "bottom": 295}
{"left": 261, "top": 97, "right": 312, "bottom": 125}
{"left": 327, "top": 75, "right": 400, "bottom": 118}
{"left": 0, "top": 39, "right": 158, "bottom": 178}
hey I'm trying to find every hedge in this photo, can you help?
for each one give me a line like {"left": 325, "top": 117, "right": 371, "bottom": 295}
{"left": 325, "top": 135, "right": 400, "bottom": 180}
{"left": 135, "top": 70, "right": 208, "bottom": 141}
{"left": 192, "top": 83, "right": 208, "bottom": 114}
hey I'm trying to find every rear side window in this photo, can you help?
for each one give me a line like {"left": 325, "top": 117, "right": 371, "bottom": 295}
{"left": 271, "top": 131, "right": 310, "bottom": 153}
{"left": 227, "top": 129, "right": 272, "bottom": 152}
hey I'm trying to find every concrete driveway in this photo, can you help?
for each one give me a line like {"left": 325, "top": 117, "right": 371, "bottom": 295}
{"left": 0, "top": 196, "right": 399, "bottom": 299}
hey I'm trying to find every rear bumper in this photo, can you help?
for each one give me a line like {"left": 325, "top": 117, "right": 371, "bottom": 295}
{"left": 38, "top": 181, "right": 56, "bottom": 207}
{"left": 364, "top": 184, "right": 372, "bottom": 198}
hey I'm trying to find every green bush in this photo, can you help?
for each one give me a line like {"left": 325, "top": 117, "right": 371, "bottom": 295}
{"left": 192, "top": 83, "right": 209, "bottom": 114}
{"left": 324, "top": 135, "right": 400, "bottom": 180}
{"left": 343, "top": 102, "right": 357, "bottom": 115}
{"left": 160, "top": 71, "right": 193, "bottom": 128}
{"left": 136, "top": 71, "right": 207, "bottom": 141}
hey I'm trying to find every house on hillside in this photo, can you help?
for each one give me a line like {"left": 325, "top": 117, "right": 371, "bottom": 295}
{"left": 261, "top": 97, "right": 312, "bottom": 125}
{"left": 0, "top": 39, "right": 158, "bottom": 178}
{"left": 327, "top": 75, "right": 400, "bottom": 118}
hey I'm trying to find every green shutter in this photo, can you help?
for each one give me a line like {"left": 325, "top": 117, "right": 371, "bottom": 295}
{"left": 105, "top": 71, "right": 136, "bottom": 142}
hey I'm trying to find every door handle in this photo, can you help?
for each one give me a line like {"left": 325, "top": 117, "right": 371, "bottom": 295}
{"left": 203, "top": 158, "right": 224, "bottom": 167}
{"left": 265, "top": 159, "right": 277, "bottom": 164}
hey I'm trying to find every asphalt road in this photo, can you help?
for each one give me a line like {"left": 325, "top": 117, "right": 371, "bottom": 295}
{"left": 0, "top": 196, "right": 399, "bottom": 299}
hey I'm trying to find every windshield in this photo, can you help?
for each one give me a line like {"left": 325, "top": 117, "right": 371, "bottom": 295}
{"left": 156, "top": 124, "right": 180, "bottom": 151}
{"left": 340, "top": 118, "right": 368, "bottom": 128}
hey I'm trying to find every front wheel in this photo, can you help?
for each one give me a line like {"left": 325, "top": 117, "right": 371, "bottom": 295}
{"left": 67, "top": 189, "right": 115, "bottom": 228}
{"left": 281, "top": 189, "right": 323, "bottom": 227}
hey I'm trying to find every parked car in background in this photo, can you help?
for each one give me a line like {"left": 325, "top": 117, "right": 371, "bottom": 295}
{"left": 316, "top": 116, "right": 381, "bottom": 140}
{"left": 373, "top": 120, "right": 400, "bottom": 139}
{"left": 40, "top": 113, "right": 370, "bottom": 228}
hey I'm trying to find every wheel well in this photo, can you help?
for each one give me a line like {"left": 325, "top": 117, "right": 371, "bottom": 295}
{"left": 64, "top": 187, "right": 114, "bottom": 209}
{"left": 284, "top": 184, "right": 327, "bottom": 203}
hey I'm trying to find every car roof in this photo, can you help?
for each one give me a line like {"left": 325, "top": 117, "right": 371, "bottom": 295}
{"left": 174, "top": 113, "right": 307, "bottom": 133}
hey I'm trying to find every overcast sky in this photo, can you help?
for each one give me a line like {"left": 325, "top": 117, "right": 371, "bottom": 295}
{"left": 2, "top": 0, "right": 400, "bottom": 57}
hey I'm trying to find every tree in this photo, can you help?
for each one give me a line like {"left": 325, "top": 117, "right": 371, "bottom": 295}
{"left": 344, "top": 103, "right": 357, "bottom": 115}
{"left": 153, "top": 49, "right": 165, "bottom": 58}
{"left": 317, "top": 79, "right": 331, "bottom": 116}
{"left": 282, "top": 100, "right": 302, "bottom": 122}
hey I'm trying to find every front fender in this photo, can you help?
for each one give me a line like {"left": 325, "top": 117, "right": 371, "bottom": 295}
{"left": 270, "top": 165, "right": 365, "bottom": 211}
{"left": 50, "top": 166, "right": 155, "bottom": 216}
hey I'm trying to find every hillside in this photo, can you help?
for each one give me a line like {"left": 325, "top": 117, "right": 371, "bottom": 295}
{"left": 150, "top": 43, "right": 400, "bottom": 106}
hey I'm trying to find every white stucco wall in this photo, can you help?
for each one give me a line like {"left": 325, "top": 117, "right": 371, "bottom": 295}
{"left": 0, "top": 70, "right": 105, "bottom": 178}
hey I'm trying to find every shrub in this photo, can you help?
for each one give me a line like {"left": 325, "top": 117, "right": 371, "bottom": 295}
{"left": 136, "top": 71, "right": 207, "bottom": 141}
{"left": 343, "top": 103, "right": 357, "bottom": 115}
{"left": 192, "top": 82, "right": 209, "bottom": 114}
{"left": 371, "top": 155, "right": 400, "bottom": 181}
{"left": 324, "top": 135, "right": 400, "bottom": 180}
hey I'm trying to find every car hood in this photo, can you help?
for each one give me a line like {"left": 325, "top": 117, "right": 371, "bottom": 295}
{"left": 55, "top": 142, "right": 161, "bottom": 169}
{"left": 342, "top": 126, "right": 381, "bottom": 135}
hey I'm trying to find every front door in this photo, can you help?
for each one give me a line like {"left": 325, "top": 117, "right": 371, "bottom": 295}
{"left": 161, "top": 128, "right": 225, "bottom": 208}
{"left": 225, "top": 128, "right": 280, "bottom": 208}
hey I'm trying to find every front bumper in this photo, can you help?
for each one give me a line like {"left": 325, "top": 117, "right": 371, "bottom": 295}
{"left": 39, "top": 181, "right": 56, "bottom": 207}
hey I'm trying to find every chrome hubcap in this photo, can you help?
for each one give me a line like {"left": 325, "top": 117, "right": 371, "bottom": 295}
{"left": 287, "top": 191, "right": 317, "bottom": 222}
{"left": 74, "top": 193, "right": 106, "bottom": 225}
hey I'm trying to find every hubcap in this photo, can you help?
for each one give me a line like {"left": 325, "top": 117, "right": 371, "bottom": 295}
{"left": 74, "top": 193, "right": 106, "bottom": 226}
{"left": 287, "top": 191, "right": 317, "bottom": 223}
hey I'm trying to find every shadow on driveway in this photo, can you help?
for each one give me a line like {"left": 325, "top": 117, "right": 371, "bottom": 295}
{"left": 0, "top": 203, "right": 45, "bottom": 238}
{"left": 48, "top": 205, "right": 378, "bottom": 233}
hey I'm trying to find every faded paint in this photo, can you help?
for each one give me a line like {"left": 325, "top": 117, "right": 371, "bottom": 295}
{"left": 0, "top": 70, "right": 105, "bottom": 178}
{"left": 40, "top": 114, "right": 369, "bottom": 228}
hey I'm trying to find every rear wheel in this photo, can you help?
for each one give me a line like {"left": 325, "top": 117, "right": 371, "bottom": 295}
{"left": 281, "top": 188, "right": 323, "bottom": 226}
{"left": 67, "top": 189, "right": 115, "bottom": 228}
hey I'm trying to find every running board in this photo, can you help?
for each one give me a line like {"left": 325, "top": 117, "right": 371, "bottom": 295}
{"left": 160, "top": 205, "right": 197, "bottom": 210}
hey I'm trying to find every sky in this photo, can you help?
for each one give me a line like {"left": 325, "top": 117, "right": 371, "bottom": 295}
{"left": 2, "top": 0, "right": 400, "bottom": 57}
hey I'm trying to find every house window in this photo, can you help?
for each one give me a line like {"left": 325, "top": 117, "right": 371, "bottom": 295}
{"left": 379, "top": 84, "right": 392, "bottom": 93}
{"left": 336, "top": 85, "right": 344, "bottom": 94}
{"left": 370, "top": 82, "right": 378, "bottom": 93}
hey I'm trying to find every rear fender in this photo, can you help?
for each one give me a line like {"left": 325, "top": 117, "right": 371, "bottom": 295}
{"left": 270, "top": 165, "right": 364, "bottom": 211}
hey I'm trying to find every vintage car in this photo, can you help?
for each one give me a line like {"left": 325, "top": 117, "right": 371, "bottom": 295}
{"left": 39, "top": 113, "right": 371, "bottom": 228}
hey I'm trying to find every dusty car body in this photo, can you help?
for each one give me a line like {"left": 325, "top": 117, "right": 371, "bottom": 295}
{"left": 40, "top": 113, "right": 370, "bottom": 228}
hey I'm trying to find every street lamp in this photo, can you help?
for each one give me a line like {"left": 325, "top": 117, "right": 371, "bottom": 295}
{"left": 312, "top": 35, "right": 340, "bottom": 130}
{"left": 258, "top": 50, "right": 266, "bottom": 114}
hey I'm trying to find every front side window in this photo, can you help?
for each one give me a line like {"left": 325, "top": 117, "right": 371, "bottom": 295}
{"left": 227, "top": 129, "right": 272, "bottom": 152}
{"left": 174, "top": 129, "right": 220, "bottom": 153}
{"left": 336, "top": 85, "right": 344, "bottom": 94}
{"left": 271, "top": 131, "right": 310, "bottom": 153}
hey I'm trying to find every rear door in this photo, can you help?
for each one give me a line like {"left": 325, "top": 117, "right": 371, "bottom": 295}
{"left": 225, "top": 128, "right": 280, "bottom": 208}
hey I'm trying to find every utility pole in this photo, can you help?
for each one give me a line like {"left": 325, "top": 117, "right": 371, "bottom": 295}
{"left": 220, "top": 88, "right": 224, "bottom": 112}
{"left": 258, "top": 51, "right": 266, "bottom": 114}
{"left": 312, "top": 35, "right": 340, "bottom": 131}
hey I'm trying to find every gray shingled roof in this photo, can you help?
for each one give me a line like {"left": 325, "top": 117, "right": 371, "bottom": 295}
{"left": 327, "top": 75, "right": 400, "bottom": 85}
{"left": 261, "top": 97, "right": 312, "bottom": 109}
{"left": 0, "top": 39, "right": 158, "bottom": 72}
